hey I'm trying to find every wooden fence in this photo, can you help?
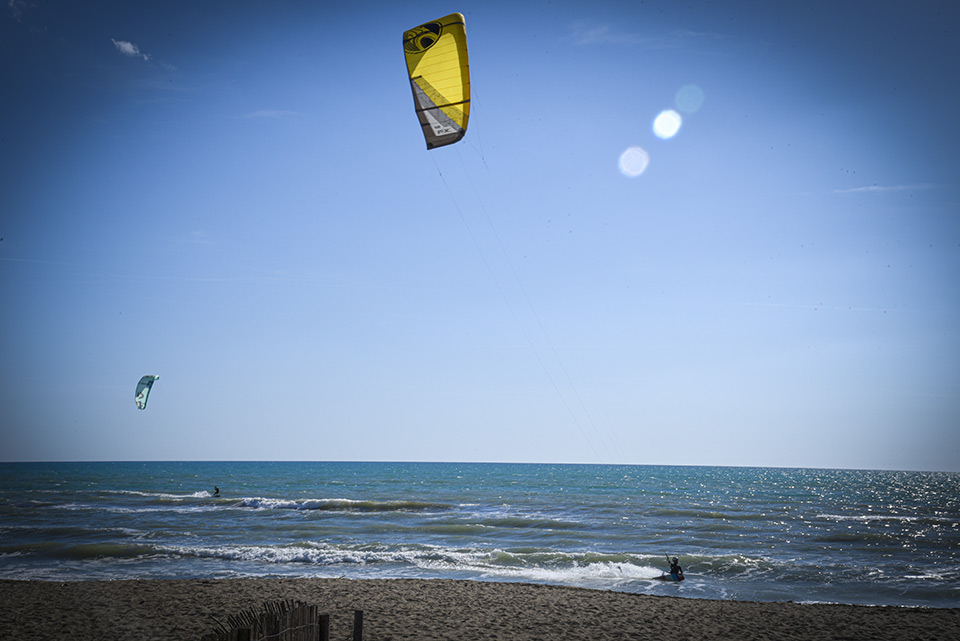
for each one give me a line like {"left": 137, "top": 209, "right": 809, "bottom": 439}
{"left": 201, "top": 600, "right": 352, "bottom": 641}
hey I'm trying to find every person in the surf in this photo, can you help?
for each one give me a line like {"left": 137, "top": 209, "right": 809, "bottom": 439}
{"left": 213, "top": 486, "right": 220, "bottom": 497}
{"left": 668, "top": 556, "right": 684, "bottom": 580}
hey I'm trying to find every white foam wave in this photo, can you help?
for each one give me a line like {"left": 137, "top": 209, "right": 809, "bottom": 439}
{"left": 155, "top": 541, "right": 666, "bottom": 586}
{"left": 422, "top": 557, "right": 664, "bottom": 585}
{"left": 240, "top": 497, "right": 353, "bottom": 510}
{"left": 814, "top": 513, "right": 956, "bottom": 525}
{"left": 902, "top": 572, "right": 945, "bottom": 580}
{"left": 52, "top": 502, "right": 205, "bottom": 514}
{"left": 237, "top": 497, "right": 448, "bottom": 512}
{"left": 114, "top": 490, "right": 212, "bottom": 500}
{"left": 161, "top": 542, "right": 436, "bottom": 566}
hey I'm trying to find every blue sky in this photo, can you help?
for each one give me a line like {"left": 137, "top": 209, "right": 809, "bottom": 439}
{"left": 2, "top": 0, "right": 958, "bottom": 471}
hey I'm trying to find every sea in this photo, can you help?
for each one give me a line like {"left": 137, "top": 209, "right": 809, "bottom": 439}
{"left": 1, "top": 462, "right": 958, "bottom": 608}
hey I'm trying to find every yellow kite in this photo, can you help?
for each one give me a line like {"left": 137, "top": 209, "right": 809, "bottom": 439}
{"left": 402, "top": 13, "right": 470, "bottom": 149}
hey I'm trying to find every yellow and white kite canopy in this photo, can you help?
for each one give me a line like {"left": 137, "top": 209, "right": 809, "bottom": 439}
{"left": 403, "top": 13, "right": 470, "bottom": 149}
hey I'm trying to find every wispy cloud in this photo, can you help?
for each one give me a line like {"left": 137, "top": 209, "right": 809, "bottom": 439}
{"left": 111, "top": 38, "right": 176, "bottom": 70}
{"left": 239, "top": 110, "right": 304, "bottom": 120}
{"left": 0, "top": 256, "right": 80, "bottom": 266}
{"left": 112, "top": 38, "right": 151, "bottom": 62}
{"left": 567, "top": 23, "right": 726, "bottom": 49}
{"left": 568, "top": 23, "right": 642, "bottom": 46}
{"left": 8, "top": 0, "right": 27, "bottom": 21}
{"left": 743, "top": 301, "right": 890, "bottom": 313}
{"left": 173, "top": 230, "right": 215, "bottom": 246}
{"left": 7, "top": 0, "right": 36, "bottom": 22}
{"left": 833, "top": 183, "right": 936, "bottom": 194}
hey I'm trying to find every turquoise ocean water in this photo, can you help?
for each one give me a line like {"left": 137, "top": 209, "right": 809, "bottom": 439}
{"left": 1, "top": 462, "right": 957, "bottom": 607}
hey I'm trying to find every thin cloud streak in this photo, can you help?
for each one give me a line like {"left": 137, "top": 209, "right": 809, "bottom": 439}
{"left": 0, "top": 256, "right": 79, "bottom": 266}
{"left": 173, "top": 231, "right": 214, "bottom": 246}
{"left": 111, "top": 39, "right": 176, "bottom": 70}
{"left": 833, "top": 183, "right": 936, "bottom": 194}
{"left": 239, "top": 110, "right": 304, "bottom": 120}
{"left": 567, "top": 23, "right": 727, "bottom": 49}
{"left": 112, "top": 39, "right": 150, "bottom": 62}
{"left": 568, "top": 23, "right": 642, "bottom": 46}
{"left": 743, "top": 301, "right": 891, "bottom": 313}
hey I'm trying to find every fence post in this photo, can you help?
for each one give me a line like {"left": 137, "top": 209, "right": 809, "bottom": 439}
{"left": 318, "top": 613, "right": 330, "bottom": 641}
{"left": 353, "top": 610, "right": 363, "bottom": 641}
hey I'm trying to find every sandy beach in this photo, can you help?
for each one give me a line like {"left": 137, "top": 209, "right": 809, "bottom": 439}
{"left": 1, "top": 578, "right": 958, "bottom": 640}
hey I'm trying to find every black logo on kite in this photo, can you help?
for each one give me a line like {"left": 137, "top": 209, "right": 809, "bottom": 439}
{"left": 404, "top": 22, "right": 443, "bottom": 55}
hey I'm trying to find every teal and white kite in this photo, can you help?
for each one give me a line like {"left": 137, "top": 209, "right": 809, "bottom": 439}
{"left": 135, "top": 375, "right": 159, "bottom": 410}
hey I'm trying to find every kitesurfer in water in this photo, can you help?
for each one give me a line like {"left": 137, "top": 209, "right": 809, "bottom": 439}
{"left": 213, "top": 486, "right": 220, "bottom": 497}
{"left": 669, "top": 556, "right": 684, "bottom": 580}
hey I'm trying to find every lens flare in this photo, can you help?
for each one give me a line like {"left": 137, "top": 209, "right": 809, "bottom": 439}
{"left": 653, "top": 110, "right": 682, "bottom": 139}
{"left": 619, "top": 146, "right": 650, "bottom": 177}
{"left": 675, "top": 85, "right": 705, "bottom": 113}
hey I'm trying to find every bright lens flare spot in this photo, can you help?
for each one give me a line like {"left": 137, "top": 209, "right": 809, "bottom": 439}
{"left": 619, "top": 146, "right": 650, "bottom": 177}
{"left": 653, "top": 110, "right": 682, "bottom": 139}
{"left": 675, "top": 85, "right": 705, "bottom": 113}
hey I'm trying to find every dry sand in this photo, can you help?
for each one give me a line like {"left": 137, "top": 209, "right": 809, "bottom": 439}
{"left": 1, "top": 578, "right": 958, "bottom": 640}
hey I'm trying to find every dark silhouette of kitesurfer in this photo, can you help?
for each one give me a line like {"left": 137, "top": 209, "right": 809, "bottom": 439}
{"left": 668, "top": 556, "right": 684, "bottom": 580}
{"left": 213, "top": 486, "right": 220, "bottom": 497}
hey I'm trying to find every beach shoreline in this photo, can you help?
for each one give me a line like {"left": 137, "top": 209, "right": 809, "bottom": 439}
{"left": 2, "top": 577, "right": 958, "bottom": 640}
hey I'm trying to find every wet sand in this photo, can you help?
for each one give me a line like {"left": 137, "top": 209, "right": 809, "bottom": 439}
{"left": 2, "top": 578, "right": 958, "bottom": 640}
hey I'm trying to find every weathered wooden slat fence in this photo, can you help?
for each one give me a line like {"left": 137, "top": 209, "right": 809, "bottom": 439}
{"left": 201, "top": 600, "right": 346, "bottom": 641}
